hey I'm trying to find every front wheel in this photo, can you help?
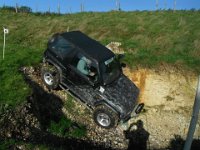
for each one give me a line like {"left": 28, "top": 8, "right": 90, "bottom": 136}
{"left": 93, "top": 105, "right": 119, "bottom": 129}
{"left": 41, "top": 63, "right": 60, "bottom": 90}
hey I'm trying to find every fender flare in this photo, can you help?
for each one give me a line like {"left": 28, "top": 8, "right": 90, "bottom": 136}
{"left": 94, "top": 100, "right": 120, "bottom": 117}
{"left": 43, "top": 58, "right": 63, "bottom": 80}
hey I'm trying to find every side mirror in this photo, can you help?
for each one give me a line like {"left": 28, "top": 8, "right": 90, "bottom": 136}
{"left": 117, "top": 54, "right": 125, "bottom": 60}
{"left": 121, "top": 63, "right": 126, "bottom": 68}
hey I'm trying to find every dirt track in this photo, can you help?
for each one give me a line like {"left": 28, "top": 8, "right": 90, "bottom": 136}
{"left": 23, "top": 65, "right": 200, "bottom": 149}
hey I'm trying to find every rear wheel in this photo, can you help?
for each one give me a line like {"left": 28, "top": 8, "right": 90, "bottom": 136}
{"left": 93, "top": 105, "right": 119, "bottom": 129}
{"left": 41, "top": 63, "right": 60, "bottom": 90}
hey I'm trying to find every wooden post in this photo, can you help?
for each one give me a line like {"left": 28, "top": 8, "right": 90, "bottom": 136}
{"left": 164, "top": 0, "right": 167, "bottom": 10}
{"left": 174, "top": 0, "right": 176, "bottom": 12}
{"left": 80, "top": 3, "right": 83, "bottom": 12}
{"left": 15, "top": 3, "right": 18, "bottom": 13}
{"left": 118, "top": 1, "right": 121, "bottom": 11}
{"left": 116, "top": 0, "right": 120, "bottom": 11}
{"left": 58, "top": 3, "right": 60, "bottom": 14}
{"left": 48, "top": 5, "right": 50, "bottom": 13}
{"left": 3, "top": 28, "right": 9, "bottom": 60}
{"left": 3, "top": 29, "right": 6, "bottom": 60}
{"left": 156, "top": 0, "right": 158, "bottom": 11}
{"left": 69, "top": 7, "right": 72, "bottom": 14}
{"left": 35, "top": 4, "right": 38, "bottom": 12}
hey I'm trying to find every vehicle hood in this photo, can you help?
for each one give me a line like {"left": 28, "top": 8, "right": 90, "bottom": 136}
{"left": 101, "top": 75, "right": 139, "bottom": 119}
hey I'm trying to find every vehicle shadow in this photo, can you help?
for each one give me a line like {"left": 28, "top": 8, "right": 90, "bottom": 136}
{"left": 124, "top": 120, "right": 150, "bottom": 150}
{"left": 25, "top": 75, "right": 113, "bottom": 149}
{"left": 0, "top": 72, "right": 113, "bottom": 150}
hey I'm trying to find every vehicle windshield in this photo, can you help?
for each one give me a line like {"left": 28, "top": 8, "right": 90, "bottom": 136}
{"left": 100, "top": 56, "right": 121, "bottom": 85}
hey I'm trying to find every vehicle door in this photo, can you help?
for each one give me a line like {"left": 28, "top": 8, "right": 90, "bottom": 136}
{"left": 68, "top": 53, "right": 99, "bottom": 87}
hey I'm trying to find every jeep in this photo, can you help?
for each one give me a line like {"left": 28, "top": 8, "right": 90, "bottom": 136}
{"left": 41, "top": 31, "right": 144, "bottom": 129}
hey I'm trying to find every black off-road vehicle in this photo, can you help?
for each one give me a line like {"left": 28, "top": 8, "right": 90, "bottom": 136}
{"left": 41, "top": 31, "right": 144, "bottom": 129}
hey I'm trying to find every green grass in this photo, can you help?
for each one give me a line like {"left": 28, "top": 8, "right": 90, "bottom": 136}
{"left": 48, "top": 116, "right": 86, "bottom": 138}
{"left": 0, "top": 139, "right": 49, "bottom": 150}
{"left": 0, "top": 44, "right": 41, "bottom": 106}
{"left": 64, "top": 94, "right": 76, "bottom": 112}
{"left": 0, "top": 10, "right": 200, "bottom": 108}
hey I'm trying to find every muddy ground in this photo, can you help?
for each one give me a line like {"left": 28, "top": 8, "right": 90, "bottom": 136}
{"left": 18, "top": 64, "right": 200, "bottom": 150}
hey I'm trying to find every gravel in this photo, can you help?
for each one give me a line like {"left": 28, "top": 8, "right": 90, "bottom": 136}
{"left": 1, "top": 66, "right": 200, "bottom": 150}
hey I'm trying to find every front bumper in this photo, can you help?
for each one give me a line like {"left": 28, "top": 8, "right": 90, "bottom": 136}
{"left": 122, "top": 103, "right": 144, "bottom": 122}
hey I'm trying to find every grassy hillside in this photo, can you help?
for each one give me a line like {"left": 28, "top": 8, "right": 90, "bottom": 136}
{"left": 0, "top": 10, "right": 200, "bottom": 107}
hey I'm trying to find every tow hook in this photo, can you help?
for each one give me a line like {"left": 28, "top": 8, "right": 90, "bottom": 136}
{"left": 131, "top": 103, "right": 144, "bottom": 117}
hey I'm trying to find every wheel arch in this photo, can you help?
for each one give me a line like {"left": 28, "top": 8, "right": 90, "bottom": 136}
{"left": 94, "top": 100, "right": 120, "bottom": 118}
{"left": 93, "top": 100, "right": 120, "bottom": 128}
{"left": 43, "top": 58, "right": 63, "bottom": 80}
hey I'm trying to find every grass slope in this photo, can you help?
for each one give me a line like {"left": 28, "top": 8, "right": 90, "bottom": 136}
{"left": 0, "top": 10, "right": 200, "bottom": 107}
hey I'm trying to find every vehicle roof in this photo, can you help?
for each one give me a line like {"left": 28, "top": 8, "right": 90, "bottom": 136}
{"left": 60, "top": 31, "right": 114, "bottom": 62}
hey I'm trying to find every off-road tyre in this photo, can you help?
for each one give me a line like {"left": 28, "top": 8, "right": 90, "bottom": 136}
{"left": 93, "top": 105, "right": 119, "bottom": 129}
{"left": 41, "top": 63, "right": 60, "bottom": 90}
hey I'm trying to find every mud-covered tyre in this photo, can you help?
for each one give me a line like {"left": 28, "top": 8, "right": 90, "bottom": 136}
{"left": 93, "top": 105, "right": 119, "bottom": 129}
{"left": 41, "top": 63, "right": 60, "bottom": 90}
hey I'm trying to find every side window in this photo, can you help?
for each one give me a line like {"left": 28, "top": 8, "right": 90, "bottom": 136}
{"left": 48, "top": 36, "right": 74, "bottom": 57}
{"left": 71, "top": 53, "right": 98, "bottom": 82}
{"left": 71, "top": 53, "right": 81, "bottom": 67}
